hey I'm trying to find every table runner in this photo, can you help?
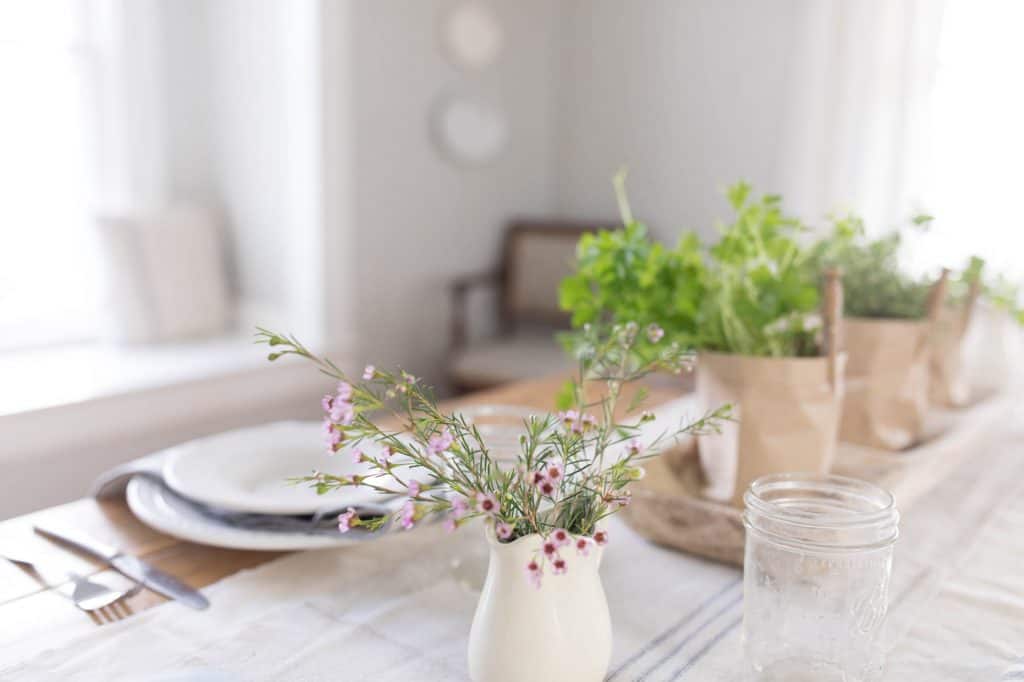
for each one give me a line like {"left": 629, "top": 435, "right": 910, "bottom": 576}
{"left": 3, "top": 415, "right": 1023, "bottom": 680}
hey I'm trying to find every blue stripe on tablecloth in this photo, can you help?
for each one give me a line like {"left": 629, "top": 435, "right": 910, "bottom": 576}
{"left": 1001, "top": 656, "right": 1024, "bottom": 680}
{"left": 634, "top": 591, "right": 744, "bottom": 681}
{"left": 891, "top": 453, "right": 1024, "bottom": 614}
{"left": 667, "top": 614, "right": 743, "bottom": 680}
{"left": 606, "top": 577, "right": 741, "bottom": 681}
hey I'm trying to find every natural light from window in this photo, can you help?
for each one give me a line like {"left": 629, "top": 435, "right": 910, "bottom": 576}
{"left": 913, "top": 0, "right": 1024, "bottom": 281}
{"left": 0, "top": 1, "right": 101, "bottom": 351}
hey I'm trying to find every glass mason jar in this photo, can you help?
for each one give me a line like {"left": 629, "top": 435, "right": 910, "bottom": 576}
{"left": 742, "top": 473, "right": 900, "bottom": 682}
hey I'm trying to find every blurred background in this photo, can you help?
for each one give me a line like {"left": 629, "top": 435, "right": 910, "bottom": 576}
{"left": 1, "top": 0, "right": 1022, "bottom": 517}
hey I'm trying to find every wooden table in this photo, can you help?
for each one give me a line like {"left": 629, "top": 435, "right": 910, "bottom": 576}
{"left": 0, "top": 374, "right": 679, "bottom": 648}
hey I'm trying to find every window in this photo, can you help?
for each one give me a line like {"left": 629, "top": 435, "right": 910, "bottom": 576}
{"left": 914, "top": 0, "right": 1024, "bottom": 279}
{"left": 0, "top": 1, "right": 104, "bottom": 350}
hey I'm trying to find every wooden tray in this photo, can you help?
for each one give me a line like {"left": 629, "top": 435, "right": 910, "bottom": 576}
{"left": 622, "top": 387, "right": 1013, "bottom": 566}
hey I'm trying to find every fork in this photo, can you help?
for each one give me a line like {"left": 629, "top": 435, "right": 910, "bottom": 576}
{"left": 63, "top": 570, "right": 138, "bottom": 623}
{"left": 0, "top": 544, "right": 138, "bottom": 623}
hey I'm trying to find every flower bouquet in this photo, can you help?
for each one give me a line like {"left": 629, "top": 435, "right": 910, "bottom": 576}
{"left": 256, "top": 323, "right": 728, "bottom": 682}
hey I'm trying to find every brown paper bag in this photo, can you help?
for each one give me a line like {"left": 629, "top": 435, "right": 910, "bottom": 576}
{"left": 696, "top": 352, "right": 846, "bottom": 506}
{"left": 839, "top": 272, "right": 948, "bottom": 450}
{"left": 695, "top": 269, "right": 845, "bottom": 507}
{"left": 839, "top": 319, "right": 930, "bottom": 449}
{"left": 930, "top": 278, "right": 981, "bottom": 407}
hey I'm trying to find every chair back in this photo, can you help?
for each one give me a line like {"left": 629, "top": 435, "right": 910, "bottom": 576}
{"left": 501, "top": 221, "right": 604, "bottom": 327}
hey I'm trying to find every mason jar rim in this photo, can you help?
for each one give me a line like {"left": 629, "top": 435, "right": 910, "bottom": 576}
{"left": 743, "top": 472, "right": 899, "bottom": 553}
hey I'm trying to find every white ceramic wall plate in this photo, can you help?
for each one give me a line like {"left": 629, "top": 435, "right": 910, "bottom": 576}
{"left": 439, "top": 2, "right": 503, "bottom": 71}
{"left": 431, "top": 92, "right": 509, "bottom": 166}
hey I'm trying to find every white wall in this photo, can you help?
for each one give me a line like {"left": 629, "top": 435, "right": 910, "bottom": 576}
{"left": 206, "top": 0, "right": 328, "bottom": 337}
{"left": 554, "top": 0, "right": 804, "bottom": 240}
{"left": 160, "top": 0, "right": 215, "bottom": 205}
{"left": 160, "top": 0, "right": 342, "bottom": 346}
{"left": 347, "top": 0, "right": 562, "bottom": 385}
{"left": 156, "top": 0, "right": 813, "bottom": 384}
{"left": 156, "top": 1, "right": 561, "bottom": 387}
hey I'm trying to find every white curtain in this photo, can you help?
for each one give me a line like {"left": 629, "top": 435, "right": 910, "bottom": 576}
{"left": 775, "top": 0, "right": 947, "bottom": 232}
{"left": 92, "top": 0, "right": 168, "bottom": 214}
{"left": 0, "top": 0, "right": 166, "bottom": 350}
{"left": 912, "top": 0, "right": 1024, "bottom": 279}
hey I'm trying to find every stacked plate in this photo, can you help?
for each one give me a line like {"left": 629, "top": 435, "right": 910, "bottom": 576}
{"left": 125, "top": 421, "right": 432, "bottom": 551}
{"left": 122, "top": 406, "right": 538, "bottom": 551}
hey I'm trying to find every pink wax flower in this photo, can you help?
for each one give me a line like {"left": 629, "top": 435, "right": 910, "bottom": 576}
{"left": 321, "top": 394, "right": 335, "bottom": 413}
{"left": 525, "top": 560, "right": 543, "bottom": 589}
{"left": 558, "top": 409, "right": 579, "bottom": 428}
{"left": 407, "top": 480, "right": 421, "bottom": 498}
{"left": 428, "top": 428, "right": 454, "bottom": 456}
{"left": 336, "top": 381, "right": 353, "bottom": 401}
{"left": 376, "top": 445, "right": 394, "bottom": 468}
{"left": 350, "top": 448, "right": 364, "bottom": 464}
{"left": 330, "top": 400, "right": 355, "bottom": 426}
{"left": 530, "top": 470, "right": 547, "bottom": 486}
{"left": 495, "top": 521, "right": 513, "bottom": 541}
{"left": 551, "top": 528, "right": 570, "bottom": 547}
{"left": 542, "top": 539, "right": 558, "bottom": 558}
{"left": 323, "top": 421, "right": 343, "bottom": 451}
{"left": 646, "top": 323, "right": 665, "bottom": 343}
{"left": 626, "top": 438, "right": 643, "bottom": 456}
{"left": 337, "top": 507, "right": 357, "bottom": 533}
{"left": 581, "top": 413, "right": 597, "bottom": 431}
{"left": 362, "top": 365, "right": 375, "bottom": 380}
{"left": 545, "top": 460, "right": 564, "bottom": 482}
{"left": 576, "top": 537, "right": 593, "bottom": 557}
{"left": 552, "top": 557, "right": 568, "bottom": 575}
{"left": 399, "top": 500, "right": 416, "bottom": 530}
{"left": 593, "top": 530, "right": 609, "bottom": 546}
{"left": 450, "top": 493, "right": 469, "bottom": 518}
{"left": 538, "top": 478, "right": 556, "bottom": 498}
{"left": 476, "top": 492, "right": 499, "bottom": 516}
{"left": 443, "top": 516, "right": 458, "bottom": 534}
{"left": 402, "top": 371, "right": 416, "bottom": 385}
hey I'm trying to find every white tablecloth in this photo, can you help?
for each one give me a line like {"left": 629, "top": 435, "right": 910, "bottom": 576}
{"left": 3, "top": 416, "right": 1024, "bottom": 681}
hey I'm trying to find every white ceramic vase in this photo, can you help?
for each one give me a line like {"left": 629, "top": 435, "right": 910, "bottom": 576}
{"left": 467, "top": 527, "right": 612, "bottom": 682}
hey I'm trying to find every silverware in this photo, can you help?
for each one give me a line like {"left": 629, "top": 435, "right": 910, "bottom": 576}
{"left": 64, "top": 570, "right": 136, "bottom": 618}
{"left": 0, "top": 543, "right": 137, "bottom": 621}
{"left": 34, "top": 525, "right": 210, "bottom": 611}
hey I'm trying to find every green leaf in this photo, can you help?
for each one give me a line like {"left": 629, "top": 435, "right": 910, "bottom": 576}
{"left": 555, "top": 379, "right": 577, "bottom": 411}
{"left": 626, "top": 386, "right": 649, "bottom": 414}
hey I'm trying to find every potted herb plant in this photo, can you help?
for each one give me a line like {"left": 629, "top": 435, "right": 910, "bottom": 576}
{"left": 560, "top": 176, "right": 844, "bottom": 506}
{"left": 953, "top": 259, "right": 1024, "bottom": 396}
{"left": 256, "top": 324, "right": 728, "bottom": 682}
{"left": 931, "top": 256, "right": 985, "bottom": 406}
{"left": 810, "top": 213, "right": 947, "bottom": 449}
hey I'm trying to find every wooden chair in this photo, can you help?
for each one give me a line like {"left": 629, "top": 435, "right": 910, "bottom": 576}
{"left": 447, "top": 220, "right": 610, "bottom": 393}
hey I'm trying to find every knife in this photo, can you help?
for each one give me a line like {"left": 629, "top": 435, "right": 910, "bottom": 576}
{"left": 34, "top": 525, "right": 209, "bottom": 611}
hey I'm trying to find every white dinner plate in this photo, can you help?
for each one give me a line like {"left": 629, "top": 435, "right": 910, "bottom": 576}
{"left": 161, "top": 421, "right": 431, "bottom": 515}
{"left": 125, "top": 476, "right": 374, "bottom": 551}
